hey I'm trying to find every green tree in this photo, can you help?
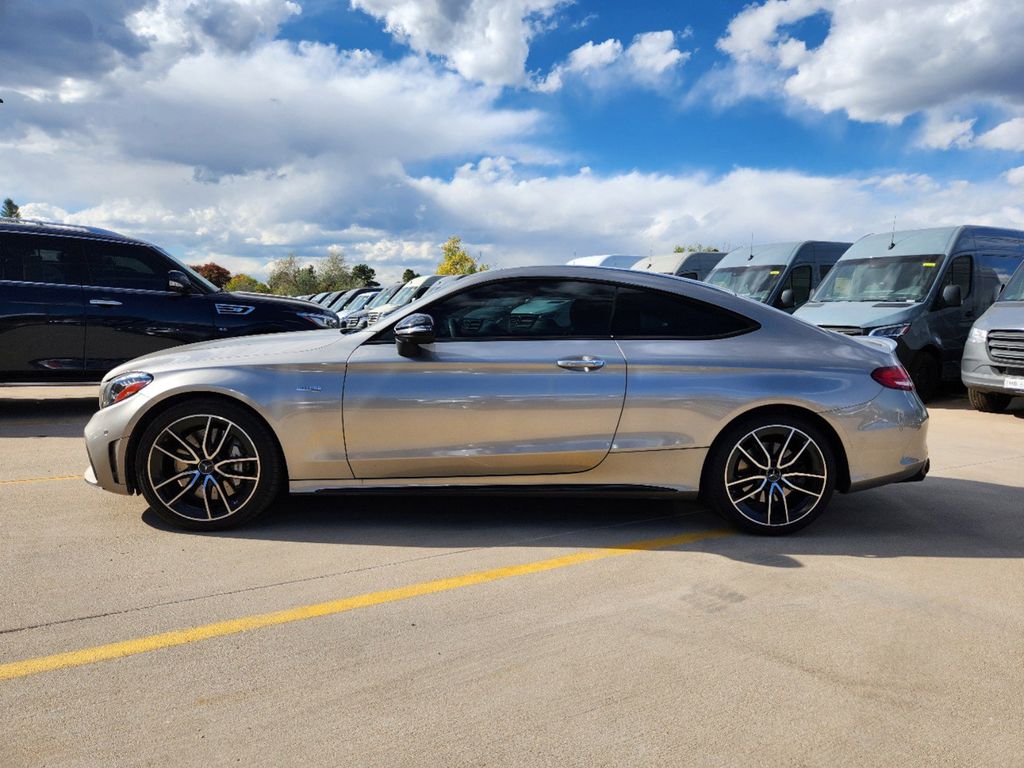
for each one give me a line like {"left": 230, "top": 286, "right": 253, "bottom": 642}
{"left": 673, "top": 243, "right": 720, "bottom": 253}
{"left": 401, "top": 268, "right": 420, "bottom": 283}
{"left": 267, "top": 254, "right": 312, "bottom": 295}
{"left": 437, "top": 236, "right": 487, "bottom": 275}
{"left": 351, "top": 263, "right": 377, "bottom": 287}
{"left": 2, "top": 198, "right": 21, "bottom": 218}
{"left": 189, "top": 262, "right": 232, "bottom": 288}
{"left": 318, "top": 249, "right": 354, "bottom": 291}
{"left": 224, "top": 273, "right": 270, "bottom": 293}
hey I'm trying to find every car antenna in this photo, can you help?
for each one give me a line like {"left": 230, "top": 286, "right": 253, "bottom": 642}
{"left": 888, "top": 216, "right": 896, "bottom": 249}
{"left": 747, "top": 233, "right": 754, "bottom": 261}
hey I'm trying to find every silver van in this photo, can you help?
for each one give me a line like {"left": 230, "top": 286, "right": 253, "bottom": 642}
{"left": 796, "top": 226, "right": 1024, "bottom": 401}
{"left": 961, "top": 260, "right": 1024, "bottom": 412}
{"left": 631, "top": 251, "right": 724, "bottom": 281}
{"left": 706, "top": 241, "right": 850, "bottom": 312}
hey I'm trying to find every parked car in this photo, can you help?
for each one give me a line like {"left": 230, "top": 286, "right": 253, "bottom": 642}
{"left": 343, "top": 283, "right": 403, "bottom": 331}
{"left": 567, "top": 254, "right": 641, "bottom": 269}
{"left": 797, "top": 226, "right": 1024, "bottom": 401}
{"left": 85, "top": 266, "right": 928, "bottom": 535}
{"left": 335, "top": 289, "right": 379, "bottom": 321}
{"left": 631, "top": 252, "right": 725, "bottom": 281}
{"left": 706, "top": 241, "right": 850, "bottom": 312}
{"left": 961, "top": 260, "right": 1024, "bottom": 412}
{"left": 0, "top": 219, "right": 339, "bottom": 383}
{"left": 309, "top": 292, "right": 331, "bottom": 304}
{"left": 325, "top": 287, "right": 378, "bottom": 314}
{"left": 360, "top": 274, "right": 442, "bottom": 327}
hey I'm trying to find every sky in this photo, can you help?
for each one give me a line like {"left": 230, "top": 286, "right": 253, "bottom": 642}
{"left": 2, "top": 0, "right": 1024, "bottom": 283}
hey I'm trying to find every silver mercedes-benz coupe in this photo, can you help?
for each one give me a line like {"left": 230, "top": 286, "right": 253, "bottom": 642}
{"left": 84, "top": 267, "right": 929, "bottom": 535}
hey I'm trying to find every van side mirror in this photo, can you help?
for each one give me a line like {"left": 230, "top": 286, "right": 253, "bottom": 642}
{"left": 940, "top": 284, "right": 962, "bottom": 308}
{"left": 778, "top": 288, "right": 795, "bottom": 309}
{"left": 167, "top": 270, "right": 192, "bottom": 294}
{"left": 394, "top": 313, "right": 435, "bottom": 357}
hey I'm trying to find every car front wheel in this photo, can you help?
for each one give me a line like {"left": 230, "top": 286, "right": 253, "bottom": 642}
{"left": 705, "top": 415, "right": 836, "bottom": 535}
{"left": 135, "top": 399, "right": 283, "bottom": 531}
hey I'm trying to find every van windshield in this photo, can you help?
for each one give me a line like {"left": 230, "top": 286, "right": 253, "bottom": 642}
{"left": 813, "top": 255, "right": 945, "bottom": 303}
{"left": 387, "top": 282, "right": 421, "bottom": 307}
{"left": 706, "top": 265, "right": 786, "bottom": 302}
{"left": 1001, "top": 265, "right": 1024, "bottom": 301}
{"left": 366, "top": 285, "right": 400, "bottom": 308}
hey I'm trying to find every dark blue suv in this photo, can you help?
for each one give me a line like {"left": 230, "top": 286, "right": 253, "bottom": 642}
{"left": 0, "top": 219, "right": 339, "bottom": 383}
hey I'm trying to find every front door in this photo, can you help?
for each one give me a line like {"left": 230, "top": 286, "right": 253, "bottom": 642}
{"left": 342, "top": 278, "right": 626, "bottom": 479}
{"left": 81, "top": 239, "right": 214, "bottom": 375}
{"left": 0, "top": 233, "right": 86, "bottom": 381}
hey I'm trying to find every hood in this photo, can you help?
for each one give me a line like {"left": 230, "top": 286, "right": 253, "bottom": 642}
{"left": 103, "top": 329, "right": 350, "bottom": 381}
{"left": 224, "top": 291, "right": 329, "bottom": 313}
{"left": 974, "top": 300, "right": 1024, "bottom": 331}
{"left": 795, "top": 300, "right": 921, "bottom": 330}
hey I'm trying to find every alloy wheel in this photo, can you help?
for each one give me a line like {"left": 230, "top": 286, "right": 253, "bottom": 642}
{"left": 146, "top": 414, "right": 261, "bottom": 522}
{"left": 723, "top": 424, "right": 828, "bottom": 528}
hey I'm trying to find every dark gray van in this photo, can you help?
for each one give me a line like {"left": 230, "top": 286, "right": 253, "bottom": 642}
{"left": 631, "top": 251, "right": 725, "bottom": 281}
{"left": 961, "top": 260, "right": 1024, "bottom": 412}
{"left": 705, "top": 241, "right": 851, "bottom": 312}
{"left": 796, "top": 226, "right": 1024, "bottom": 401}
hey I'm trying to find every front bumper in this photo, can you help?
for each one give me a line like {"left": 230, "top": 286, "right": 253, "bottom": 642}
{"left": 83, "top": 398, "right": 142, "bottom": 495}
{"left": 961, "top": 341, "right": 1024, "bottom": 395}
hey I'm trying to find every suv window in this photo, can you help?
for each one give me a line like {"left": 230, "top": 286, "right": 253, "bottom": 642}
{"left": 0, "top": 234, "right": 83, "bottom": 285}
{"left": 781, "top": 264, "right": 813, "bottom": 306}
{"left": 943, "top": 255, "right": 972, "bottom": 298}
{"left": 612, "top": 287, "right": 758, "bottom": 339}
{"left": 84, "top": 241, "right": 170, "bottom": 291}
{"left": 427, "top": 279, "right": 615, "bottom": 340}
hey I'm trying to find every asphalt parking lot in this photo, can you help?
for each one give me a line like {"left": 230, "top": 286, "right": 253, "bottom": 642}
{"left": 1, "top": 387, "right": 1023, "bottom": 767}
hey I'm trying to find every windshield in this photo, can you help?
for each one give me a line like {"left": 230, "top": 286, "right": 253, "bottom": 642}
{"left": 813, "top": 255, "right": 944, "bottom": 303}
{"left": 1001, "top": 264, "right": 1024, "bottom": 301}
{"left": 387, "top": 283, "right": 421, "bottom": 307}
{"left": 346, "top": 292, "right": 375, "bottom": 311}
{"left": 366, "top": 284, "right": 401, "bottom": 308}
{"left": 706, "top": 265, "right": 786, "bottom": 302}
{"left": 153, "top": 246, "right": 219, "bottom": 293}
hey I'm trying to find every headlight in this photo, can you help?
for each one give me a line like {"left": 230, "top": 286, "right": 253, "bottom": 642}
{"left": 968, "top": 327, "right": 987, "bottom": 344}
{"left": 100, "top": 372, "right": 153, "bottom": 409}
{"left": 297, "top": 312, "right": 339, "bottom": 329}
{"left": 869, "top": 324, "right": 912, "bottom": 338}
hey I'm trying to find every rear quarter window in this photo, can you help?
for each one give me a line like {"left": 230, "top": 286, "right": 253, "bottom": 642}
{"left": 612, "top": 287, "right": 759, "bottom": 339}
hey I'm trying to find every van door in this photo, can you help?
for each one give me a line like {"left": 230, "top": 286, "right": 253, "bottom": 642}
{"left": 82, "top": 239, "right": 215, "bottom": 375}
{"left": 933, "top": 254, "right": 974, "bottom": 375}
{"left": 0, "top": 233, "right": 86, "bottom": 381}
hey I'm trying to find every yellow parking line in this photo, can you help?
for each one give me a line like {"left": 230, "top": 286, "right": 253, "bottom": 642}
{"left": 0, "top": 527, "right": 732, "bottom": 682}
{"left": 0, "top": 475, "right": 80, "bottom": 486}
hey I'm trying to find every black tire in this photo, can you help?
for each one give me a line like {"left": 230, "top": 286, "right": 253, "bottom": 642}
{"left": 704, "top": 414, "right": 837, "bottom": 536}
{"left": 967, "top": 388, "right": 1012, "bottom": 414}
{"left": 907, "top": 352, "right": 941, "bottom": 403}
{"left": 135, "top": 398, "right": 284, "bottom": 531}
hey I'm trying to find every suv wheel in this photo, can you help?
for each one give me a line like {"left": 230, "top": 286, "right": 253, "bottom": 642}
{"left": 967, "top": 388, "right": 1012, "bottom": 414}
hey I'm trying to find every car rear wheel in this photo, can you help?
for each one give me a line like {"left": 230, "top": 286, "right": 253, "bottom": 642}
{"left": 967, "top": 388, "right": 1012, "bottom": 413}
{"left": 705, "top": 415, "right": 836, "bottom": 535}
{"left": 135, "top": 399, "right": 283, "bottom": 531}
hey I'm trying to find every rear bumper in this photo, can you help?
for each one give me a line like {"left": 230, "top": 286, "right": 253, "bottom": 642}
{"left": 823, "top": 387, "right": 929, "bottom": 493}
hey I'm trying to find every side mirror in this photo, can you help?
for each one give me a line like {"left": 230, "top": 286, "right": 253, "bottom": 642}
{"left": 778, "top": 288, "right": 795, "bottom": 309}
{"left": 168, "top": 270, "right": 192, "bottom": 294}
{"left": 940, "top": 283, "right": 962, "bottom": 308}
{"left": 394, "top": 313, "right": 435, "bottom": 357}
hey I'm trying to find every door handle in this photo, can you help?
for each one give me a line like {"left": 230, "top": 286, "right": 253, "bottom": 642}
{"left": 90, "top": 299, "right": 123, "bottom": 307}
{"left": 556, "top": 357, "right": 605, "bottom": 371}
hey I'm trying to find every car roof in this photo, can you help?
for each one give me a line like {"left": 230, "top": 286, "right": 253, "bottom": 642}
{"left": 0, "top": 217, "right": 145, "bottom": 244}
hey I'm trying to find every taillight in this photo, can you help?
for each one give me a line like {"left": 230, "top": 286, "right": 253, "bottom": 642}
{"left": 871, "top": 366, "right": 914, "bottom": 391}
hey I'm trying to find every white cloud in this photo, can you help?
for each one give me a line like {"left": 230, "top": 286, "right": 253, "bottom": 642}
{"left": 1005, "top": 166, "right": 1024, "bottom": 186}
{"left": 978, "top": 117, "right": 1024, "bottom": 151}
{"left": 918, "top": 113, "right": 976, "bottom": 150}
{"left": 349, "top": 0, "right": 570, "bottom": 86}
{"left": 714, "top": 0, "right": 1024, "bottom": 125}
{"left": 538, "top": 30, "right": 689, "bottom": 93}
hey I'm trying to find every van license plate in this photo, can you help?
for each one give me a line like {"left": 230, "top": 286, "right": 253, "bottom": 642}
{"left": 1005, "top": 376, "right": 1024, "bottom": 391}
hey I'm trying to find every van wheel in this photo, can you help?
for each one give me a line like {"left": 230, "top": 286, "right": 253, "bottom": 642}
{"left": 135, "top": 399, "right": 283, "bottom": 531}
{"left": 705, "top": 415, "right": 836, "bottom": 536}
{"left": 967, "top": 388, "right": 1012, "bottom": 413}
{"left": 907, "top": 352, "right": 940, "bottom": 402}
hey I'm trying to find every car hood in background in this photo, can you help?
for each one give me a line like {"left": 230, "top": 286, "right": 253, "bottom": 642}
{"left": 796, "top": 301, "right": 921, "bottom": 330}
{"left": 973, "top": 301, "right": 1024, "bottom": 331}
{"left": 103, "top": 329, "right": 354, "bottom": 380}
{"left": 223, "top": 291, "right": 326, "bottom": 312}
